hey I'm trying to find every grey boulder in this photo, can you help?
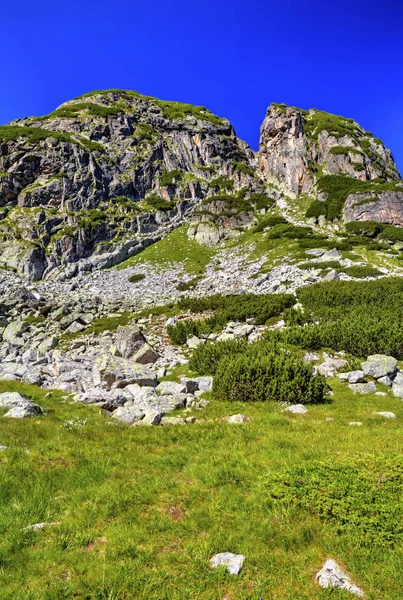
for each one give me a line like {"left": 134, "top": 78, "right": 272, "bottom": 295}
{"left": 362, "top": 354, "right": 398, "bottom": 379}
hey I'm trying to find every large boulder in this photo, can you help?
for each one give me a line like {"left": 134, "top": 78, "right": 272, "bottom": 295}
{"left": 115, "top": 324, "right": 147, "bottom": 359}
{"left": 362, "top": 354, "right": 398, "bottom": 379}
{"left": 3, "top": 320, "right": 29, "bottom": 346}
{"left": 93, "top": 354, "right": 158, "bottom": 390}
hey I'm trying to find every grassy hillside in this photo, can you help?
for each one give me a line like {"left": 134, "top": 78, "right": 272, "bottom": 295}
{"left": 0, "top": 378, "right": 402, "bottom": 599}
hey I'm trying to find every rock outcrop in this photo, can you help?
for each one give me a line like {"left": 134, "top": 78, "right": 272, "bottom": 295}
{"left": 1, "top": 91, "right": 403, "bottom": 278}
{"left": 0, "top": 89, "right": 259, "bottom": 278}
{"left": 259, "top": 103, "right": 400, "bottom": 197}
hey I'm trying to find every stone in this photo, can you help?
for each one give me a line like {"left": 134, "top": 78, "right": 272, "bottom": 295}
{"left": 187, "top": 335, "right": 205, "bottom": 349}
{"left": 227, "top": 414, "right": 247, "bottom": 424}
{"left": 64, "top": 321, "right": 85, "bottom": 335}
{"left": 283, "top": 404, "right": 307, "bottom": 415}
{"left": 115, "top": 324, "right": 147, "bottom": 359}
{"left": 23, "top": 522, "right": 58, "bottom": 532}
{"left": 377, "top": 375, "right": 392, "bottom": 386}
{"left": 323, "top": 269, "right": 340, "bottom": 282}
{"left": 160, "top": 416, "right": 186, "bottom": 426}
{"left": 194, "top": 376, "right": 213, "bottom": 392}
{"left": 112, "top": 406, "right": 145, "bottom": 425}
{"left": 180, "top": 377, "right": 199, "bottom": 394}
{"left": 362, "top": 354, "right": 398, "bottom": 379}
{"left": 392, "top": 383, "right": 403, "bottom": 398}
{"left": 316, "top": 559, "right": 364, "bottom": 597}
{"left": 156, "top": 381, "right": 187, "bottom": 396}
{"left": 3, "top": 320, "right": 29, "bottom": 344}
{"left": 317, "top": 358, "right": 347, "bottom": 378}
{"left": 375, "top": 392, "right": 387, "bottom": 397}
{"left": 374, "top": 411, "right": 396, "bottom": 419}
{"left": 4, "top": 402, "right": 43, "bottom": 418}
{"left": 93, "top": 354, "right": 158, "bottom": 389}
{"left": 347, "top": 370, "right": 365, "bottom": 384}
{"left": 348, "top": 421, "right": 363, "bottom": 426}
{"left": 131, "top": 343, "right": 158, "bottom": 365}
{"left": 303, "top": 352, "right": 320, "bottom": 363}
{"left": 210, "top": 552, "right": 245, "bottom": 575}
{"left": 393, "top": 371, "right": 403, "bottom": 385}
{"left": 0, "top": 392, "right": 28, "bottom": 408}
{"left": 137, "top": 410, "right": 162, "bottom": 426}
{"left": 232, "top": 323, "right": 254, "bottom": 338}
{"left": 349, "top": 382, "right": 376, "bottom": 394}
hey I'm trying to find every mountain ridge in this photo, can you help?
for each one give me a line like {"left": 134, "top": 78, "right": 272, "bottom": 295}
{"left": 0, "top": 89, "right": 402, "bottom": 281}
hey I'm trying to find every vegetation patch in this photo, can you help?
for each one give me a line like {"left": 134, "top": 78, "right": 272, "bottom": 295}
{"left": 266, "top": 453, "right": 403, "bottom": 547}
{"left": 128, "top": 273, "right": 146, "bottom": 283}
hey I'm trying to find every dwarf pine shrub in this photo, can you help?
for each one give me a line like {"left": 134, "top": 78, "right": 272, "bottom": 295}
{"left": 213, "top": 352, "right": 327, "bottom": 404}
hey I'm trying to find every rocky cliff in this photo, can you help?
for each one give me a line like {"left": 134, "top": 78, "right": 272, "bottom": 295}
{"left": 0, "top": 89, "right": 261, "bottom": 279}
{"left": 1, "top": 91, "right": 402, "bottom": 280}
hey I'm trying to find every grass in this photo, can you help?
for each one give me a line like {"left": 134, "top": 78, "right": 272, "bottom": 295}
{"left": 1, "top": 377, "right": 403, "bottom": 598}
{"left": 116, "top": 226, "right": 216, "bottom": 276}
{"left": 0, "top": 125, "right": 104, "bottom": 153}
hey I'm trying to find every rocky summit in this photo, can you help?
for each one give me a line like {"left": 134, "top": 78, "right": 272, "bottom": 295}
{"left": 0, "top": 89, "right": 402, "bottom": 281}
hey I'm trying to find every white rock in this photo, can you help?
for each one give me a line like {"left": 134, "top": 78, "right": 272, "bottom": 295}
{"left": 348, "top": 421, "right": 362, "bottom": 426}
{"left": 283, "top": 404, "right": 307, "bottom": 415}
{"left": 227, "top": 414, "right": 247, "bottom": 424}
{"left": 210, "top": 552, "right": 245, "bottom": 575}
{"left": 316, "top": 559, "right": 364, "bottom": 597}
{"left": 374, "top": 411, "right": 396, "bottom": 419}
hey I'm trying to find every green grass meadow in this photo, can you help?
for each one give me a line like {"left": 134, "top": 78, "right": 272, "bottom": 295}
{"left": 0, "top": 379, "right": 402, "bottom": 599}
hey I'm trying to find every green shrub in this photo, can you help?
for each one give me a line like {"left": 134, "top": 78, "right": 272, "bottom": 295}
{"left": 266, "top": 453, "right": 403, "bottom": 547}
{"left": 345, "top": 221, "right": 385, "bottom": 237}
{"left": 177, "top": 277, "right": 201, "bottom": 291}
{"left": 269, "top": 278, "right": 403, "bottom": 358}
{"left": 189, "top": 338, "right": 250, "bottom": 374}
{"left": 381, "top": 225, "right": 403, "bottom": 243}
{"left": 146, "top": 195, "right": 175, "bottom": 212}
{"left": 168, "top": 293, "right": 294, "bottom": 345}
{"left": 248, "top": 193, "right": 276, "bottom": 211}
{"left": 213, "top": 352, "right": 327, "bottom": 404}
{"left": 128, "top": 273, "right": 146, "bottom": 283}
{"left": 344, "top": 265, "right": 382, "bottom": 278}
{"left": 266, "top": 223, "right": 319, "bottom": 240}
{"left": 298, "top": 260, "right": 340, "bottom": 270}
{"left": 208, "top": 176, "right": 234, "bottom": 191}
{"left": 253, "top": 215, "right": 287, "bottom": 232}
{"left": 232, "top": 161, "right": 255, "bottom": 176}
{"left": 161, "top": 169, "right": 183, "bottom": 186}
{"left": 305, "top": 200, "right": 327, "bottom": 219}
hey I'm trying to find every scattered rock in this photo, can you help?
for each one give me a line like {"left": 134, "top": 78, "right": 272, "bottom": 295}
{"left": 348, "top": 382, "right": 376, "bottom": 394}
{"left": 226, "top": 414, "right": 248, "bottom": 424}
{"left": 210, "top": 552, "right": 245, "bottom": 575}
{"left": 374, "top": 411, "right": 396, "bottom": 419}
{"left": 283, "top": 404, "right": 307, "bottom": 415}
{"left": 316, "top": 559, "right": 364, "bottom": 597}
{"left": 23, "top": 522, "right": 58, "bottom": 532}
{"left": 348, "top": 421, "right": 363, "bottom": 426}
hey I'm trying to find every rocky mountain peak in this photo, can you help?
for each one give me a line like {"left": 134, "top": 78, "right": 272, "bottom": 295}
{"left": 259, "top": 103, "right": 400, "bottom": 197}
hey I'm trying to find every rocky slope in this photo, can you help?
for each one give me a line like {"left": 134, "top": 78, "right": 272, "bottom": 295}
{"left": 1, "top": 90, "right": 403, "bottom": 280}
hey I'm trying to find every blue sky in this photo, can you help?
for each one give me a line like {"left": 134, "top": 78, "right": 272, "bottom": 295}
{"left": 2, "top": 0, "right": 403, "bottom": 171}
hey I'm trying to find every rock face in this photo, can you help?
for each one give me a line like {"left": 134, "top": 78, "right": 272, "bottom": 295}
{"left": 1, "top": 92, "right": 403, "bottom": 279}
{"left": 0, "top": 89, "right": 258, "bottom": 279}
{"left": 343, "top": 190, "right": 403, "bottom": 226}
{"left": 259, "top": 103, "right": 400, "bottom": 197}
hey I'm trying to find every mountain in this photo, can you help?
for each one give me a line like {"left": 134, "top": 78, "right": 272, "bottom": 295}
{"left": 0, "top": 89, "right": 402, "bottom": 280}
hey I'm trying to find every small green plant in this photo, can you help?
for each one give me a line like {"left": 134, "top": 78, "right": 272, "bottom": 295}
{"left": 128, "top": 273, "right": 146, "bottom": 283}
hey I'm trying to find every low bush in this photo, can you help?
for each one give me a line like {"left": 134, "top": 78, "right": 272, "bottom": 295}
{"left": 344, "top": 265, "right": 382, "bottom": 278}
{"left": 128, "top": 273, "right": 146, "bottom": 283}
{"left": 146, "top": 195, "right": 175, "bottom": 212}
{"left": 176, "top": 277, "right": 201, "bottom": 291}
{"left": 213, "top": 352, "right": 327, "bottom": 404}
{"left": 168, "top": 293, "right": 294, "bottom": 345}
{"left": 266, "top": 223, "right": 320, "bottom": 240}
{"left": 253, "top": 215, "right": 287, "bottom": 232}
{"left": 266, "top": 453, "right": 403, "bottom": 547}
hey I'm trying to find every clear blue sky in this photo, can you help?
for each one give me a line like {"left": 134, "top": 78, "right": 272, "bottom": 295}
{"left": 2, "top": 0, "right": 403, "bottom": 171}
